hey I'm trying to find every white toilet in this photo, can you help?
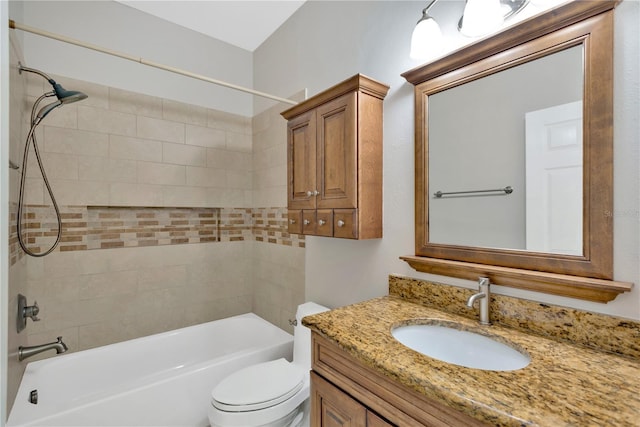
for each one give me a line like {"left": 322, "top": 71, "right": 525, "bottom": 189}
{"left": 208, "top": 302, "right": 329, "bottom": 427}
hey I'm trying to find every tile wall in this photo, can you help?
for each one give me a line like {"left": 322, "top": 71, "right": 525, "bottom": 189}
{"left": 8, "top": 73, "right": 306, "bottom": 368}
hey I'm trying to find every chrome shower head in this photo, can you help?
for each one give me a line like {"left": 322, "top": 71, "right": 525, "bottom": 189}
{"left": 51, "top": 82, "right": 88, "bottom": 104}
{"left": 35, "top": 100, "right": 62, "bottom": 124}
{"left": 18, "top": 62, "right": 88, "bottom": 105}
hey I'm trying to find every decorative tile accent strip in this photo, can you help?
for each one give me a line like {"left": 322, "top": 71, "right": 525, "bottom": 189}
{"left": 8, "top": 202, "right": 23, "bottom": 266}
{"left": 389, "top": 274, "right": 640, "bottom": 359}
{"left": 9, "top": 205, "right": 304, "bottom": 265}
{"left": 252, "top": 207, "right": 305, "bottom": 248}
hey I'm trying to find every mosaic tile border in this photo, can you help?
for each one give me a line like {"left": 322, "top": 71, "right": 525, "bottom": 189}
{"left": 9, "top": 205, "right": 304, "bottom": 265}
{"left": 389, "top": 274, "right": 640, "bottom": 359}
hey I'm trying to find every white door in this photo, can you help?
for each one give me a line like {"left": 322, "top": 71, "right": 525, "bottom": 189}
{"left": 525, "top": 101, "right": 583, "bottom": 255}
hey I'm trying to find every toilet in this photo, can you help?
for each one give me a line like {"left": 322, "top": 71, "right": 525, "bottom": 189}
{"left": 208, "top": 302, "right": 329, "bottom": 427}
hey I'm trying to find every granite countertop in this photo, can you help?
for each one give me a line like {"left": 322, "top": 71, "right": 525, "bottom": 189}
{"left": 303, "top": 295, "right": 640, "bottom": 427}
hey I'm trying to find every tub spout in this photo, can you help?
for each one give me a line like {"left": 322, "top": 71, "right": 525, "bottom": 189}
{"left": 19, "top": 336, "right": 68, "bottom": 362}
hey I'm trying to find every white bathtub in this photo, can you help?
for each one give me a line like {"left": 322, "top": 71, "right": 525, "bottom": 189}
{"left": 8, "top": 313, "right": 294, "bottom": 427}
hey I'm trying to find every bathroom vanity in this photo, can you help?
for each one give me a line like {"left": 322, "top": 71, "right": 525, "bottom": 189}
{"left": 303, "top": 276, "right": 640, "bottom": 426}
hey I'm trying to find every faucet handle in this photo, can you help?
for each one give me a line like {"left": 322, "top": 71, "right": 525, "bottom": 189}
{"left": 23, "top": 301, "right": 41, "bottom": 322}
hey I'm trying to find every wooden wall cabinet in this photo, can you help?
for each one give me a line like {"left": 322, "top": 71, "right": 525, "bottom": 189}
{"left": 311, "top": 332, "right": 488, "bottom": 427}
{"left": 282, "top": 74, "right": 389, "bottom": 240}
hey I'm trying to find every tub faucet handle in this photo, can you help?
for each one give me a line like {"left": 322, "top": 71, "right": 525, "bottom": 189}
{"left": 23, "top": 300, "right": 41, "bottom": 322}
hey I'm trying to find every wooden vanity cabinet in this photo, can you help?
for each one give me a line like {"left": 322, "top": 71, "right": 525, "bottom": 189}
{"left": 310, "top": 332, "right": 488, "bottom": 427}
{"left": 282, "top": 74, "right": 389, "bottom": 240}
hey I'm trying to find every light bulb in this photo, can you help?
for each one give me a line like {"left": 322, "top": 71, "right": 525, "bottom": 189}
{"left": 410, "top": 16, "right": 443, "bottom": 61}
{"left": 459, "top": 0, "right": 504, "bottom": 38}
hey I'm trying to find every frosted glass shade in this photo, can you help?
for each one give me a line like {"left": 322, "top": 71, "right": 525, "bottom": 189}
{"left": 459, "top": 0, "right": 504, "bottom": 38}
{"left": 410, "top": 16, "right": 443, "bottom": 61}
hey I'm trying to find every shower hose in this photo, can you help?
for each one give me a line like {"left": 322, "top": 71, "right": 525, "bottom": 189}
{"left": 16, "top": 91, "right": 63, "bottom": 257}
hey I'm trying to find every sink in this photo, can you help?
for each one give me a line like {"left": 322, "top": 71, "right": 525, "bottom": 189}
{"left": 391, "top": 321, "right": 530, "bottom": 371}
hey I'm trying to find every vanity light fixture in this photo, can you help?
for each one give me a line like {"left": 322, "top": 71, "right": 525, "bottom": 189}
{"left": 409, "top": 0, "right": 443, "bottom": 61}
{"left": 459, "top": 0, "right": 530, "bottom": 38}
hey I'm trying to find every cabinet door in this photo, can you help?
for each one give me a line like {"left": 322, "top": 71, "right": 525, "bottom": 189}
{"left": 311, "top": 371, "right": 367, "bottom": 427}
{"left": 316, "top": 92, "right": 357, "bottom": 210}
{"left": 367, "top": 412, "right": 394, "bottom": 427}
{"left": 288, "top": 110, "right": 317, "bottom": 209}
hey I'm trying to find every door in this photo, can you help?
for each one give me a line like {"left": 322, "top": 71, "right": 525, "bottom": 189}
{"left": 525, "top": 101, "right": 583, "bottom": 255}
{"left": 288, "top": 110, "right": 317, "bottom": 209}
{"left": 316, "top": 92, "right": 358, "bottom": 209}
{"left": 311, "top": 371, "right": 367, "bottom": 427}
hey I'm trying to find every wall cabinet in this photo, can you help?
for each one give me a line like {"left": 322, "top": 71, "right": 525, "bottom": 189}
{"left": 281, "top": 74, "right": 389, "bottom": 239}
{"left": 310, "top": 332, "right": 488, "bottom": 427}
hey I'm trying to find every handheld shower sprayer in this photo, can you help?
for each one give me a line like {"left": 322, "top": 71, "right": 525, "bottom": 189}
{"left": 16, "top": 63, "right": 88, "bottom": 257}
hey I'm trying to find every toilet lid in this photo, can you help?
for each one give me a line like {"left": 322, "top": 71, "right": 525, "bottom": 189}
{"left": 211, "top": 358, "right": 305, "bottom": 412}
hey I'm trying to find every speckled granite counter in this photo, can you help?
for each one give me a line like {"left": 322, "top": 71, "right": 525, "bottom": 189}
{"left": 303, "top": 278, "right": 640, "bottom": 426}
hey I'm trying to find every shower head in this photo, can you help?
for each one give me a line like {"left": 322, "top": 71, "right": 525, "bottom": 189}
{"left": 51, "top": 82, "right": 88, "bottom": 104}
{"left": 18, "top": 62, "right": 88, "bottom": 104}
{"left": 35, "top": 100, "right": 62, "bottom": 124}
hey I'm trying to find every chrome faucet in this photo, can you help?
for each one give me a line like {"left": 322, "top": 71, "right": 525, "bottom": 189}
{"left": 467, "top": 277, "right": 491, "bottom": 325}
{"left": 18, "top": 336, "right": 68, "bottom": 362}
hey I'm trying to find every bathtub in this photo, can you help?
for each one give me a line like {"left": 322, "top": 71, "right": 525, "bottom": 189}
{"left": 8, "top": 313, "right": 294, "bottom": 426}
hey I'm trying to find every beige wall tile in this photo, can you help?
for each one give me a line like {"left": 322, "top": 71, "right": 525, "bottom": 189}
{"left": 50, "top": 179, "right": 110, "bottom": 205}
{"left": 109, "top": 87, "right": 163, "bottom": 118}
{"left": 226, "top": 131, "right": 252, "bottom": 152}
{"left": 38, "top": 152, "right": 79, "bottom": 180}
{"left": 253, "top": 144, "right": 286, "bottom": 171}
{"left": 79, "top": 270, "right": 138, "bottom": 299}
{"left": 44, "top": 126, "right": 109, "bottom": 157}
{"left": 163, "top": 99, "right": 207, "bottom": 126}
{"left": 186, "top": 166, "right": 227, "bottom": 187}
{"left": 208, "top": 188, "right": 249, "bottom": 207}
{"left": 137, "top": 116, "right": 185, "bottom": 143}
{"left": 138, "top": 265, "right": 188, "bottom": 291}
{"left": 110, "top": 135, "right": 163, "bottom": 162}
{"left": 162, "top": 186, "right": 210, "bottom": 207}
{"left": 110, "top": 182, "right": 164, "bottom": 206}
{"left": 253, "top": 165, "right": 286, "bottom": 190}
{"left": 137, "top": 161, "right": 186, "bottom": 186}
{"left": 208, "top": 109, "right": 251, "bottom": 134}
{"left": 226, "top": 170, "right": 252, "bottom": 190}
{"left": 185, "top": 124, "right": 226, "bottom": 149}
{"left": 162, "top": 142, "right": 206, "bottom": 166}
{"left": 78, "top": 105, "right": 136, "bottom": 136}
{"left": 78, "top": 156, "right": 137, "bottom": 183}
{"left": 77, "top": 317, "right": 137, "bottom": 351}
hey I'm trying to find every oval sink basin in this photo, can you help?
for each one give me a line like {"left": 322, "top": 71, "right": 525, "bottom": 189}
{"left": 391, "top": 322, "right": 530, "bottom": 371}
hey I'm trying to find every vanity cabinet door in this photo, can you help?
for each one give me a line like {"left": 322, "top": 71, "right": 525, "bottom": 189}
{"left": 367, "top": 412, "right": 394, "bottom": 427}
{"left": 311, "top": 371, "right": 366, "bottom": 427}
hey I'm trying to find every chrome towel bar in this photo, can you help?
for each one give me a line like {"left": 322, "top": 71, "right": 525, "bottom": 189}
{"left": 434, "top": 186, "right": 513, "bottom": 198}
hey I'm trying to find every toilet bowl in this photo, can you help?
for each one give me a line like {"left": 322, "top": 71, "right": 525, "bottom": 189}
{"left": 208, "top": 302, "right": 329, "bottom": 427}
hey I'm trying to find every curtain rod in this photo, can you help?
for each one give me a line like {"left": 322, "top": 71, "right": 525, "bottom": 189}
{"left": 8, "top": 19, "right": 298, "bottom": 106}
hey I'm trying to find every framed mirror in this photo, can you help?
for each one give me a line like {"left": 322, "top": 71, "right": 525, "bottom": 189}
{"left": 401, "top": 0, "right": 632, "bottom": 302}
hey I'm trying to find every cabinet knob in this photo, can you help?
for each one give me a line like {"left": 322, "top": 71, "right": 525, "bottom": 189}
{"left": 306, "top": 190, "right": 320, "bottom": 197}
{"left": 313, "top": 190, "right": 319, "bottom": 196}
{"left": 289, "top": 219, "right": 296, "bottom": 224}
{"left": 318, "top": 219, "right": 326, "bottom": 226}
{"left": 337, "top": 220, "right": 345, "bottom": 227}
{"left": 304, "top": 219, "right": 311, "bottom": 225}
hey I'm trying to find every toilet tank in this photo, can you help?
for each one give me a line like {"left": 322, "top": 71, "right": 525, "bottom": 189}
{"left": 292, "top": 302, "right": 329, "bottom": 370}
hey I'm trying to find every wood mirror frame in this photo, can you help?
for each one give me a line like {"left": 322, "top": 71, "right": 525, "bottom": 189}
{"left": 401, "top": 0, "right": 633, "bottom": 303}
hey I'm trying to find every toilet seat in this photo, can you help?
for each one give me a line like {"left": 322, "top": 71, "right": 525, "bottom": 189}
{"left": 211, "top": 358, "right": 304, "bottom": 412}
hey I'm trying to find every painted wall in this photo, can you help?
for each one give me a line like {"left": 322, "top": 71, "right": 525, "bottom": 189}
{"left": 20, "top": 0, "right": 254, "bottom": 116}
{"left": 254, "top": 0, "right": 640, "bottom": 320}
